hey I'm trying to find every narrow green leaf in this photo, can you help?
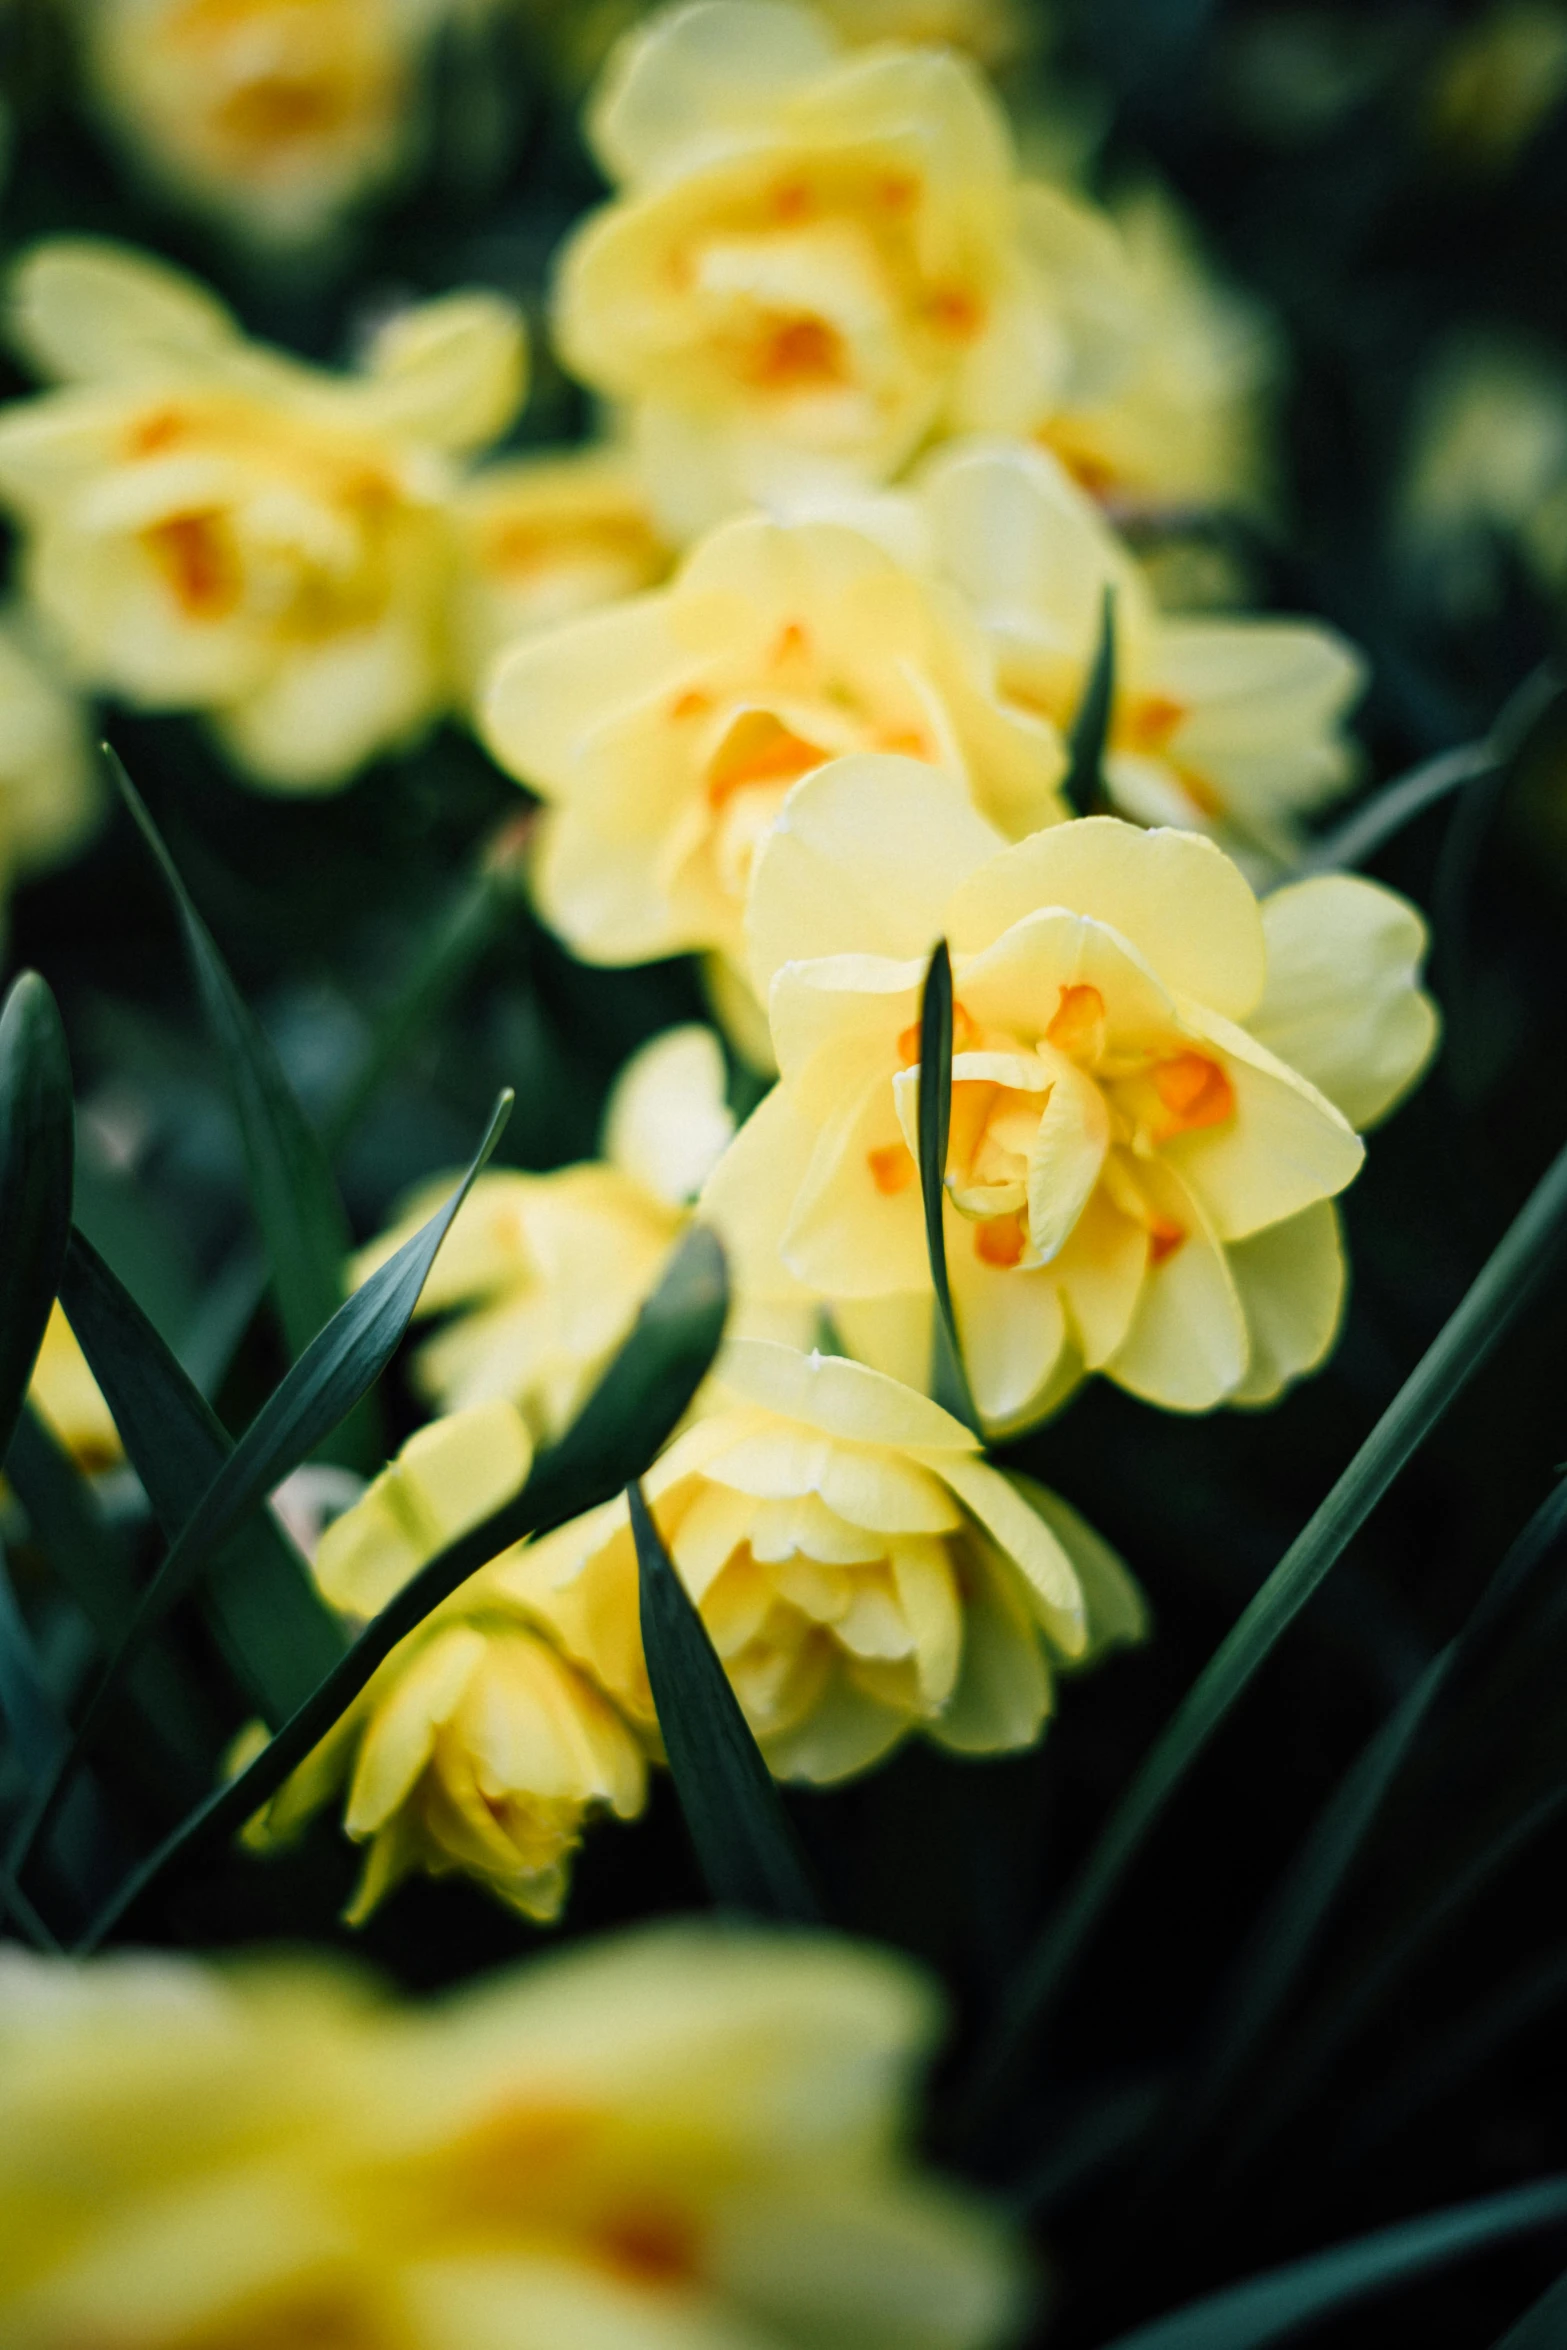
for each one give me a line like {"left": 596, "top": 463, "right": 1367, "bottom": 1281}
{"left": 918, "top": 941, "right": 979, "bottom": 1433}
{"left": 1061, "top": 585, "right": 1116, "bottom": 816}
{"left": 0, "top": 1540, "right": 66, "bottom": 1781}
{"left": 1343, "top": 1947, "right": 1567, "bottom": 2169}
{"left": 1097, "top": 2176, "right": 1567, "bottom": 2350}
{"left": 961, "top": 1127, "right": 1567, "bottom": 2126}
{"left": 108, "top": 750, "right": 360, "bottom": 1394}
{"left": 72, "top": 1223, "right": 729, "bottom": 1951}
{"left": 56, "top": 1231, "right": 347, "bottom": 1718}
{"left": 0, "top": 972, "right": 74, "bottom": 1472}
{"left": 1301, "top": 662, "right": 1560, "bottom": 876}
{"left": 632, "top": 1480, "right": 819, "bottom": 1923}
{"left": 71, "top": 1088, "right": 511, "bottom": 1732}
{"left": 1159, "top": 1645, "right": 1453, "bottom": 2165}
{"left": 1491, "top": 2263, "right": 1567, "bottom": 2346}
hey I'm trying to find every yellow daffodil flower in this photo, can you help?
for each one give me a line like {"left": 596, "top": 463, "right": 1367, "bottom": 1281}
{"left": 25, "top": 1304, "right": 122, "bottom": 1473}
{"left": 505, "top": 1337, "right": 1144, "bottom": 1782}
{"left": 701, "top": 757, "right": 1438, "bottom": 1433}
{"left": 251, "top": 1399, "right": 649, "bottom": 1922}
{"left": 0, "top": 620, "right": 95, "bottom": 925}
{"left": 482, "top": 508, "right": 1065, "bottom": 990}
{"left": 353, "top": 1025, "right": 734, "bottom": 1431}
{"left": 0, "top": 240, "right": 525, "bottom": 789}
{"left": 1402, "top": 337, "right": 1567, "bottom": 612}
{"left": 553, "top": 0, "right": 1128, "bottom": 535}
{"left": 0, "top": 1924, "right": 1022, "bottom": 2349}
{"left": 917, "top": 438, "right": 1365, "bottom": 865}
{"left": 449, "top": 442, "right": 671, "bottom": 702}
{"left": 79, "top": 0, "right": 466, "bottom": 248}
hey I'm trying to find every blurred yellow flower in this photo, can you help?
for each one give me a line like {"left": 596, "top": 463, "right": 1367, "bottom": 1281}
{"left": 0, "top": 618, "right": 96, "bottom": 919}
{"left": 26, "top": 1303, "right": 122, "bottom": 1473}
{"left": 1034, "top": 184, "right": 1275, "bottom": 519}
{"left": 252, "top": 1398, "right": 649, "bottom": 1922}
{"left": 1402, "top": 337, "right": 1567, "bottom": 612}
{"left": 554, "top": 0, "right": 1127, "bottom": 535}
{"left": 505, "top": 1337, "right": 1143, "bottom": 1781}
{"left": 449, "top": 442, "right": 671, "bottom": 702}
{"left": 353, "top": 1026, "right": 733, "bottom": 1432}
{"left": 0, "top": 239, "right": 525, "bottom": 789}
{"left": 918, "top": 439, "right": 1364, "bottom": 865}
{"left": 79, "top": 0, "right": 466, "bottom": 248}
{"left": 0, "top": 1924, "right": 1022, "bottom": 2349}
{"left": 1425, "top": 0, "right": 1567, "bottom": 170}
{"left": 483, "top": 508, "right": 1064, "bottom": 983}
{"left": 702, "top": 758, "right": 1438, "bottom": 1432}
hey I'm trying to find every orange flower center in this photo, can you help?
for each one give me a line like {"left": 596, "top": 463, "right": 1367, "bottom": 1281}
{"left": 143, "top": 512, "right": 241, "bottom": 620}
{"left": 748, "top": 315, "right": 847, "bottom": 391}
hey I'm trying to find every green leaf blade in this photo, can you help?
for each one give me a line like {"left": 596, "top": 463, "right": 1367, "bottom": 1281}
{"left": 0, "top": 971, "right": 74, "bottom": 1473}
{"left": 1061, "top": 584, "right": 1117, "bottom": 816}
{"left": 631, "top": 1479, "right": 820, "bottom": 1924}
{"left": 962, "top": 1126, "right": 1567, "bottom": 2126}
{"left": 917, "top": 940, "right": 979, "bottom": 1432}
{"left": 1097, "top": 2176, "right": 1567, "bottom": 2350}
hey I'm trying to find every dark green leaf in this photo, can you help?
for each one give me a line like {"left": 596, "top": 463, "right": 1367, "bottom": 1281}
{"left": 0, "top": 1539, "right": 66, "bottom": 1782}
{"left": 632, "top": 1479, "right": 819, "bottom": 1923}
{"left": 1061, "top": 585, "right": 1116, "bottom": 815}
{"left": 918, "top": 941, "right": 979, "bottom": 1432}
{"left": 57, "top": 1231, "right": 347, "bottom": 1717}
{"left": 1097, "top": 2176, "right": 1567, "bottom": 2350}
{"left": 961, "top": 1127, "right": 1567, "bottom": 2127}
{"left": 1159, "top": 1645, "right": 1453, "bottom": 2166}
{"left": 3, "top": 1404, "right": 211, "bottom": 1781}
{"left": 72, "top": 1222, "right": 729, "bottom": 1952}
{"left": 108, "top": 750, "right": 363, "bottom": 1424}
{"left": 0, "top": 971, "right": 74, "bottom": 1473}
{"left": 70, "top": 1088, "right": 510, "bottom": 1742}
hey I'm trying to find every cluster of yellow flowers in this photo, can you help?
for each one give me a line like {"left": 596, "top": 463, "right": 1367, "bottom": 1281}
{"left": 0, "top": 1924, "right": 1021, "bottom": 2349}
{"left": 10, "top": 0, "right": 1438, "bottom": 1958}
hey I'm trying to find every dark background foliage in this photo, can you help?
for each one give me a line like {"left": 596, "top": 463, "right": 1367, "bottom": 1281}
{"left": 5, "top": 2, "right": 1567, "bottom": 2342}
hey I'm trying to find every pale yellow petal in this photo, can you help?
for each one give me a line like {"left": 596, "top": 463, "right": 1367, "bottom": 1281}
{"left": 1105, "top": 1162, "right": 1248, "bottom": 1410}
{"left": 588, "top": 0, "right": 841, "bottom": 187}
{"left": 934, "top": 1454, "right": 1084, "bottom": 1653}
{"left": 948, "top": 816, "right": 1267, "bottom": 1019}
{"left": 746, "top": 755, "right": 1002, "bottom": 1000}
{"left": 715, "top": 1337, "right": 976, "bottom": 1453}
{"left": 603, "top": 1023, "right": 735, "bottom": 1206}
{"left": 1164, "top": 1004, "right": 1365, "bottom": 1242}
{"left": 360, "top": 293, "right": 527, "bottom": 453}
{"left": 345, "top": 1627, "right": 487, "bottom": 1836}
{"left": 9, "top": 238, "right": 239, "bottom": 387}
{"left": 1227, "top": 1198, "right": 1347, "bottom": 1407}
{"left": 946, "top": 1213, "right": 1068, "bottom": 1433}
{"left": 699, "top": 1081, "right": 825, "bottom": 1302}
{"left": 1006, "top": 1472, "right": 1148, "bottom": 1661}
{"left": 1251, "top": 874, "right": 1440, "bottom": 1131}
{"left": 929, "top": 1547, "right": 1051, "bottom": 1755}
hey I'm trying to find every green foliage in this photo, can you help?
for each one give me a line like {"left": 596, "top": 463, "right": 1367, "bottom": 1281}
{"left": 632, "top": 1479, "right": 820, "bottom": 1923}
{"left": 0, "top": 972, "right": 73, "bottom": 1471}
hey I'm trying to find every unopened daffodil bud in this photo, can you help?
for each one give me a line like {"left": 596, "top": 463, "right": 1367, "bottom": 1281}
{"left": 554, "top": 0, "right": 1130, "bottom": 535}
{"left": 701, "top": 758, "right": 1438, "bottom": 1433}
{"left": 450, "top": 443, "right": 671, "bottom": 703}
{"left": 483, "top": 508, "right": 1065, "bottom": 998}
{"left": 0, "top": 1925, "right": 1023, "bottom": 2350}
{"left": 504, "top": 1338, "right": 1143, "bottom": 1782}
{"left": 252, "top": 1399, "right": 649, "bottom": 1923}
{"left": 0, "top": 240, "right": 526, "bottom": 790}
{"left": 78, "top": 0, "right": 468, "bottom": 249}
{"left": 917, "top": 438, "right": 1364, "bottom": 867}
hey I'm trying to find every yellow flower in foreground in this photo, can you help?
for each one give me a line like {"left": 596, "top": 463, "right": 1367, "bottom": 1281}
{"left": 702, "top": 758, "right": 1438, "bottom": 1432}
{"left": 354, "top": 1025, "right": 734, "bottom": 1431}
{"left": 483, "top": 508, "right": 1063, "bottom": 975}
{"left": 505, "top": 1338, "right": 1143, "bottom": 1782}
{"left": 0, "top": 619, "right": 96, "bottom": 916}
{"left": 918, "top": 439, "right": 1364, "bottom": 865}
{"left": 554, "top": 0, "right": 1128, "bottom": 534}
{"left": 26, "top": 1304, "right": 122, "bottom": 1473}
{"left": 0, "top": 240, "right": 525, "bottom": 789}
{"left": 253, "top": 1399, "right": 648, "bottom": 1921}
{"left": 449, "top": 442, "right": 671, "bottom": 701}
{"left": 0, "top": 1925, "right": 1022, "bottom": 2350}
{"left": 80, "top": 0, "right": 458, "bottom": 247}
